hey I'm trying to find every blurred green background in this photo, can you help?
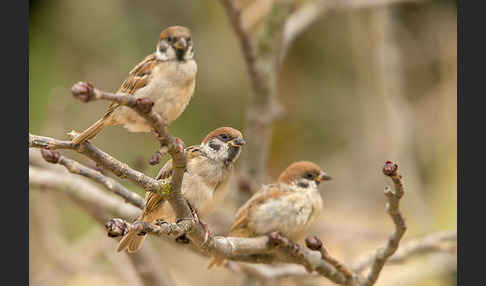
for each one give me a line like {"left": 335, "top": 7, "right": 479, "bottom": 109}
{"left": 29, "top": 0, "right": 457, "bottom": 285}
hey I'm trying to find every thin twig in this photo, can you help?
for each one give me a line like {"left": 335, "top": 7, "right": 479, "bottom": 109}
{"left": 362, "top": 161, "right": 407, "bottom": 286}
{"left": 30, "top": 133, "right": 162, "bottom": 193}
{"left": 353, "top": 230, "right": 457, "bottom": 272}
{"left": 306, "top": 235, "right": 357, "bottom": 286}
{"left": 219, "top": 0, "right": 263, "bottom": 94}
{"left": 29, "top": 166, "right": 141, "bottom": 220}
{"left": 40, "top": 149, "right": 144, "bottom": 209}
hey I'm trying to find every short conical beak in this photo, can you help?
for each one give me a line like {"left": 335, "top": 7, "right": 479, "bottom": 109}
{"left": 317, "top": 172, "right": 332, "bottom": 183}
{"left": 174, "top": 38, "right": 187, "bottom": 50}
{"left": 229, "top": 137, "right": 246, "bottom": 147}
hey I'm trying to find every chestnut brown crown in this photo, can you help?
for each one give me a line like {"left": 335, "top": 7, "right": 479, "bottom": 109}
{"left": 202, "top": 127, "right": 244, "bottom": 144}
{"left": 160, "top": 26, "right": 192, "bottom": 42}
{"left": 278, "top": 161, "right": 330, "bottom": 185}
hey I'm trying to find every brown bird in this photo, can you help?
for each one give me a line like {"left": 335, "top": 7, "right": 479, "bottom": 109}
{"left": 208, "top": 161, "right": 331, "bottom": 268}
{"left": 116, "top": 127, "right": 245, "bottom": 253}
{"left": 72, "top": 26, "right": 197, "bottom": 144}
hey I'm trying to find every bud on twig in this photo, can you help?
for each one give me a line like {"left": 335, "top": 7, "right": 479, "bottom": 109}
{"left": 71, "top": 81, "right": 95, "bottom": 102}
{"left": 136, "top": 98, "right": 154, "bottom": 114}
{"left": 383, "top": 161, "right": 398, "bottom": 177}
{"left": 268, "top": 231, "right": 286, "bottom": 247}
{"left": 105, "top": 218, "right": 129, "bottom": 237}
{"left": 40, "top": 149, "right": 61, "bottom": 164}
{"left": 149, "top": 151, "right": 163, "bottom": 165}
{"left": 305, "top": 235, "right": 323, "bottom": 251}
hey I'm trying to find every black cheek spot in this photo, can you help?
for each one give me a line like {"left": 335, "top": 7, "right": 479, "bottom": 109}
{"left": 297, "top": 182, "right": 309, "bottom": 188}
{"left": 209, "top": 142, "right": 220, "bottom": 151}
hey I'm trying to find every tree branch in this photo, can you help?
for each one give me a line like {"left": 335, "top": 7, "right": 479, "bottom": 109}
{"left": 39, "top": 149, "right": 144, "bottom": 209}
{"left": 70, "top": 82, "right": 193, "bottom": 224}
{"left": 31, "top": 130, "right": 443, "bottom": 286}
{"left": 29, "top": 133, "right": 162, "bottom": 193}
{"left": 219, "top": 0, "right": 261, "bottom": 91}
{"left": 353, "top": 230, "right": 457, "bottom": 272}
{"left": 29, "top": 157, "right": 175, "bottom": 286}
{"left": 219, "top": 0, "right": 291, "bottom": 189}
{"left": 105, "top": 219, "right": 349, "bottom": 285}
{"left": 361, "top": 161, "right": 407, "bottom": 286}
{"left": 29, "top": 166, "right": 141, "bottom": 221}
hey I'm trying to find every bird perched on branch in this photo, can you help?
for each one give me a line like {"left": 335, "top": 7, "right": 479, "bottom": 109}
{"left": 117, "top": 127, "right": 245, "bottom": 253}
{"left": 208, "top": 161, "right": 331, "bottom": 268}
{"left": 72, "top": 26, "right": 197, "bottom": 145}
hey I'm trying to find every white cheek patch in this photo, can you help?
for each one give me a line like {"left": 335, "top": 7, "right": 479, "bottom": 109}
{"left": 155, "top": 46, "right": 176, "bottom": 61}
{"left": 200, "top": 140, "right": 229, "bottom": 162}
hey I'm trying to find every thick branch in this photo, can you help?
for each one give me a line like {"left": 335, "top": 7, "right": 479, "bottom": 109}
{"left": 105, "top": 219, "right": 348, "bottom": 284}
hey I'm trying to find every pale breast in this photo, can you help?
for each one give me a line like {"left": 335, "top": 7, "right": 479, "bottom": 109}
{"left": 149, "top": 60, "right": 197, "bottom": 123}
{"left": 183, "top": 156, "right": 231, "bottom": 217}
{"left": 251, "top": 191, "right": 317, "bottom": 239}
{"left": 113, "top": 59, "right": 197, "bottom": 131}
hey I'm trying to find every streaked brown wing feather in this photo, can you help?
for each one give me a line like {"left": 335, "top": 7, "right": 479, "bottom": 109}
{"left": 119, "top": 53, "right": 158, "bottom": 94}
{"left": 155, "top": 145, "right": 201, "bottom": 180}
{"left": 144, "top": 145, "right": 201, "bottom": 219}
{"left": 103, "top": 54, "right": 158, "bottom": 118}
{"left": 142, "top": 191, "right": 166, "bottom": 221}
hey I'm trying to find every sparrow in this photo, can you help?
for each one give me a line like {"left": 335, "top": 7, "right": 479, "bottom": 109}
{"left": 72, "top": 26, "right": 197, "bottom": 145}
{"left": 116, "top": 127, "right": 245, "bottom": 253}
{"left": 208, "top": 161, "right": 331, "bottom": 267}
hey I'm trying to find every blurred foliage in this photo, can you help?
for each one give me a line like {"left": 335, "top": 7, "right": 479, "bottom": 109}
{"left": 29, "top": 0, "right": 456, "bottom": 285}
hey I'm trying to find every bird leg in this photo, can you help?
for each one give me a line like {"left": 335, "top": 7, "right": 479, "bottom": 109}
{"left": 186, "top": 201, "right": 211, "bottom": 247}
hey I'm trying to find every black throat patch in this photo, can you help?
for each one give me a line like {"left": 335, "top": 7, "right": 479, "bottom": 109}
{"left": 176, "top": 49, "right": 185, "bottom": 61}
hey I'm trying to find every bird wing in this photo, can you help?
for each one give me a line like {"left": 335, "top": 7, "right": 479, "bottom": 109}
{"left": 154, "top": 145, "right": 201, "bottom": 180}
{"left": 144, "top": 145, "right": 201, "bottom": 218}
{"left": 229, "top": 184, "right": 286, "bottom": 237}
{"left": 104, "top": 53, "right": 159, "bottom": 118}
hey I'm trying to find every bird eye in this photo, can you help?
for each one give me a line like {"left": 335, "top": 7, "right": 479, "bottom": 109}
{"left": 219, "top": 134, "right": 229, "bottom": 141}
{"left": 305, "top": 172, "right": 314, "bottom": 179}
{"left": 167, "top": 37, "right": 173, "bottom": 42}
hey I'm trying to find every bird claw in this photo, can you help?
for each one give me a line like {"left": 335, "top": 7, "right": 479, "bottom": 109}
{"left": 187, "top": 203, "right": 210, "bottom": 247}
{"left": 174, "top": 137, "right": 185, "bottom": 153}
{"left": 132, "top": 221, "right": 149, "bottom": 236}
{"left": 198, "top": 220, "right": 211, "bottom": 248}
